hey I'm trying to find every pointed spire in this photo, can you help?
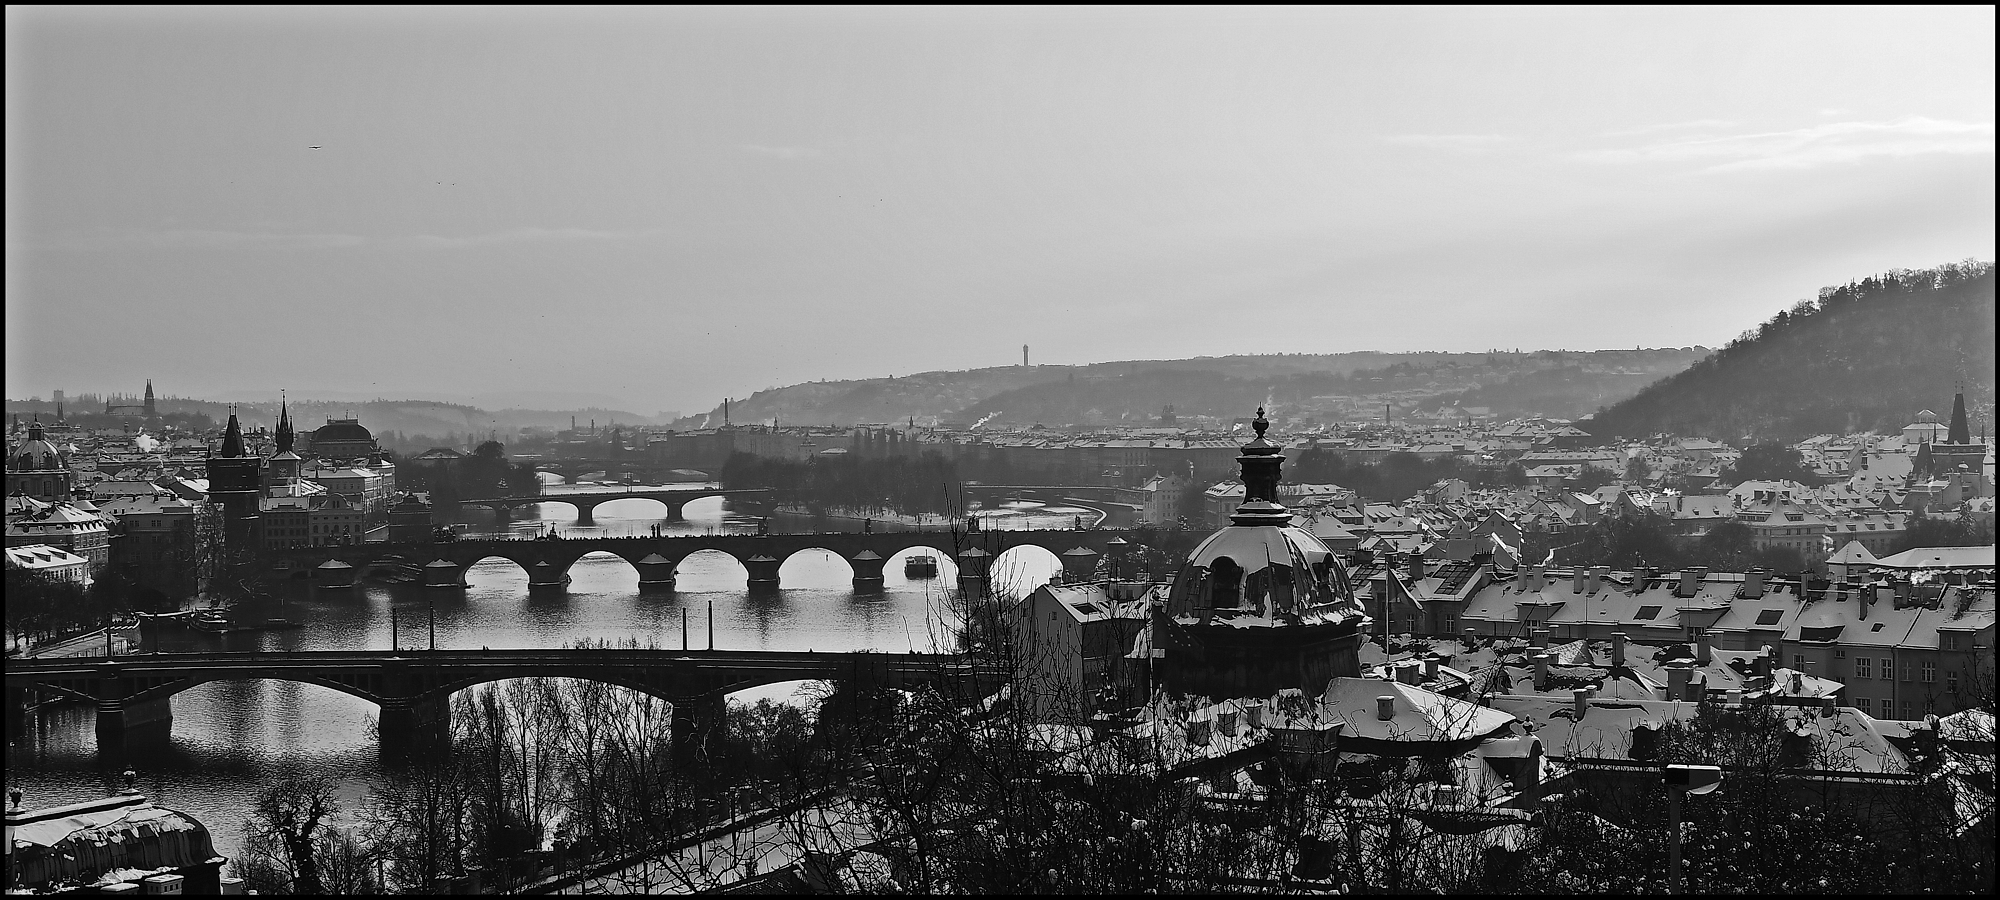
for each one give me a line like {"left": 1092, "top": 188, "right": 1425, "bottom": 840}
{"left": 275, "top": 391, "right": 294, "bottom": 454}
{"left": 144, "top": 380, "right": 154, "bottom": 402}
{"left": 1947, "top": 391, "right": 1971, "bottom": 445}
{"left": 221, "top": 408, "right": 246, "bottom": 458}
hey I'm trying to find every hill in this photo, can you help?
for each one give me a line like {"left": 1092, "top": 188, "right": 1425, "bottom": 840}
{"left": 1585, "top": 261, "right": 1995, "bottom": 441}
{"left": 677, "top": 349, "right": 1708, "bottom": 429}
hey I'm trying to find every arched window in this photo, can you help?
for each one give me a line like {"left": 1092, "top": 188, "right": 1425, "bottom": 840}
{"left": 1209, "top": 557, "right": 1242, "bottom": 609}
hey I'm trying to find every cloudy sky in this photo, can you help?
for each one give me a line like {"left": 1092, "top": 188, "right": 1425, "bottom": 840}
{"left": 7, "top": 6, "right": 1993, "bottom": 415}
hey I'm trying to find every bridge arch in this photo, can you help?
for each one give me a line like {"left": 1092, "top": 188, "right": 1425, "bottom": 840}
{"left": 123, "top": 671, "right": 388, "bottom": 707}
{"left": 671, "top": 548, "right": 750, "bottom": 590}
{"left": 461, "top": 555, "right": 532, "bottom": 590}
{"left": 569, "top": 550, "right": 639, "bottom": 591}
{"left": 990, "top": 545, "right": 1064, "bottom": 598}
{"left": 776, "top": 547, "right": 856, "bottom": 586}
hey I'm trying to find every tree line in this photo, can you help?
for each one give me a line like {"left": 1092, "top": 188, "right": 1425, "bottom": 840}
{"left": 719, "top": 450, "right": 959, "bottom": 516}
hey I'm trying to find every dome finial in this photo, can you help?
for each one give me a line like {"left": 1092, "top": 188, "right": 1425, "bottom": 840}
{"left": 1253, "top": 407, "right": 1268, "bottom": 438}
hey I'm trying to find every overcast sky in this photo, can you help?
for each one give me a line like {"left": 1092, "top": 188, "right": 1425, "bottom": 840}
{"left": 7, "top": 6, "right": 1993, "bottom": 415}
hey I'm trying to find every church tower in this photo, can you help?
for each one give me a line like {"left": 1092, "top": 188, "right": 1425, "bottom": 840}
{"left": 143, "top": 380, "right": 156, "bottom": 419}
{"left": 1158, "top": 408, "right": 1370, "bottom": 699}
{"left": 206, "top": 410, "right": 262, "bottom": 549}
{"left": 266, "top": 396, "right": 303, "bottom": 492}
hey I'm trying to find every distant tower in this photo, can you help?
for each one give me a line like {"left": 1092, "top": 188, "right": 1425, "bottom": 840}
{"left": 143, "top": 380, "right": 157, "bottom": 420}
{"left": 267, "top": 394, "right": 302, "bottom": 491}
{"left": 724, "top": 398, "right": 731, "bottom": 427}
{"left": 1023, "top": 344, "right": 1029, "bottom": 367}
{"left": 206, "top": 409, "right": 263, "bottom": 550}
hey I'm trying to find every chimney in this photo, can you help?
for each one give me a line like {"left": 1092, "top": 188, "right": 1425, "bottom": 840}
{"left": 1217, "top": 707, "right": 1238, "bottom": 735}
{"left": 1188, "top": 716, "right": 1212, "bottom": 746}
{"left": 1572, "top": 687, "right": 1590, "bottom": 719}
{"left": 1757, "top": 644, "right": 1774, "bottom": 678}
{"left": 1678, "top": 567, "right": 1708, "bottom": 598}
{"left": 1632, "top": 565, "right": 1653, "bottom": 594}
{"left": 1589, "top": 565, "right": 1610, "bottom": 594}
{"left": 1892, "top": 580, "right": 1910, "bottom": 609}
{"left": 1242, "top": 699, "right": 1265, "bottom": 729}
{"left": 1611, "top": 631, "right": 1627, "bottom": 667}
{"left": 1535, "top": 653, "right": 1551, "bottom": 692}
{"left": 1377, "top": 695, "right": 1396, "bottom": 721}
{"left": 1819, "top": 696, "right": 1835, "bottom": 718}
{"left": 1530, "top": 626, "right": 1549, "bottom": 649}
{"left": 1740, "top": 568, "right": 1768, "bottom": 599}
{"left": 1790, "top": 671, "right": 1804, "bottom": 694}
{"left": 1696, "top": 633, "right": 1712, "bottom": 666}
{"left": 1668, "top": 666, "right": 1691, "bottom": 702}
{"left": 1408, "top": 550, "right": 1425, "bottom": 582}
{"left": 1464, "top": 627, "right": 1478, "bottom": 651}
{"left": 1725, "top": 689, "right": 1744, "bottom": 708}
{"left": 1573, "top": 568, "right": 1586, "bottom": 593}
{"left": 1424, "top": 658, "right": 1440, "bottom": 682}
{"left": 1528, "top": 565, "right": 1546, "bottom": 593}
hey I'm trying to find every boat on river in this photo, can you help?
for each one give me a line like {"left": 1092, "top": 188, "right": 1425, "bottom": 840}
{"left": 189, "top": 609, "right": 235, "bottom": 634}
{"left": 904, "top": 554, "right": 939, "bottom": 578}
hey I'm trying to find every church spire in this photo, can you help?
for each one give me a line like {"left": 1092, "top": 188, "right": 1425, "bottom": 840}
{"left": 144, "top": 379, "right": 157, "bottom": 419}
{"left": 221, "top": 407, "right": 246, "bottom": 457}
{"left": 1947, "top": 390, "right": 1971, "bottom": 445}
{"left": 275, "top": 392, "right": 294, "bottom": 454}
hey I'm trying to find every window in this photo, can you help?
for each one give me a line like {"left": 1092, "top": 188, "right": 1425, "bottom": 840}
{"left": 1835, "top": 649, "right": 1846, "bottom": 659}
{"left": 1901, "top": 701, "right": 1914, "bottom": 719}
{"left": 1947, "top": 672, "right": 1960, "bottom": 694}
{"left": 1755, "top": 609, "right": 1784, "bottom": 626}
{"left": 1855, "top": 697, "right": 1871, "bottom": 715}
{"left": 1854, "top": 658, "right": 1871, "bottom": 679}
{"left": 1792, "top": 654, "right": 1805, "bottom": 669}
{"left": 1880, "top": 658, "right": 1892, "bottom": 681}
{"left": 1635, "top": 606, "right": 1662, "bottom": 620}
{"left": 1922, "top": 661, "right": 1936, "bottom": 683}
{"left": 1942, "top": 633, "right": 1961, "bottom": 651}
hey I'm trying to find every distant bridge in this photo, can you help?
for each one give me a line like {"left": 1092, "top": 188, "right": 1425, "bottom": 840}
{"left": 454, "top": 487, "right": 772, "bottom": 524}
{"left": 5, "top": 649, "right": 1003, "bottom": 760}
{"left": 265, "top": 528, "right": 1176, "bottom": 591}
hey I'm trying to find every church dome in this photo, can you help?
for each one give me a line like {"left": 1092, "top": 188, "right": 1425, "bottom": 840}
{"left": 8, "top": 422, "right": 66, "bottom": 472}
{"left": 1166, "top": 409, "right": 1361, "bottom": 628}
{"left": 312, "top": 419, "right": 375, "bottom": 443}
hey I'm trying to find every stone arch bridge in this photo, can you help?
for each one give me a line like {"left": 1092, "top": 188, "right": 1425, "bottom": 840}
{"left": 267, "top": 528, "right": 1167, "bottom": 591}
{"left": 453, "top": 487, "right": 771, "bottom": 525}
{"left": 5, "top": 649, "right": 1002, "bottom": 761}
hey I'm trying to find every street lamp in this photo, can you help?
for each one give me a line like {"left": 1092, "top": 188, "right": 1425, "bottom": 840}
{"left": 1663, "top": 763, "right": 1721, "bottom": 895}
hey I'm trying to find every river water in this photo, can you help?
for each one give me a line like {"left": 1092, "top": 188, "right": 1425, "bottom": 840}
{"left": 5, "top": 484, "right": 1101, "bottom": 866}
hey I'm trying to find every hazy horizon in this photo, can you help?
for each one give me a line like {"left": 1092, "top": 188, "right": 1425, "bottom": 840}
{"left": 8, "top": 7, "right": 1994, "bottom": 414}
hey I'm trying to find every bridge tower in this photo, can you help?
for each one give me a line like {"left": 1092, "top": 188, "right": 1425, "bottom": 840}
{"left": 205, "top": 411, "right": 262, "bottom": 550}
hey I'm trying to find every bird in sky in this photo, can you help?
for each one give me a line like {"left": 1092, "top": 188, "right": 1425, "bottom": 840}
{"left": 308, "top": 146, "right": 323, "bottom": 150}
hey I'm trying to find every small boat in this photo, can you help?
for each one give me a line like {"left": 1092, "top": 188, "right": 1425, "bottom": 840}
{"left": 255, "top": 618, "right": 305, "bottom": 631}
{"left": 137, "top": 610, "right": 197, "bottom": 629}
{"left": 904, "top": 554, "right": 939, "bottom": 578}
{"left": 189, "top": 609, "right": 235, "bottom": 634}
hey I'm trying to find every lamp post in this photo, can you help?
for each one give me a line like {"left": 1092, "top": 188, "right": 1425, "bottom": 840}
{"left": 1663, "top": 763, "right": 1722, "bottom": 894}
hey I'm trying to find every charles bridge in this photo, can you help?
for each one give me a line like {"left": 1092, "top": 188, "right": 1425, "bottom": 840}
{"left": 4, "top": 649, "right": 1003, "bottom": 761}
{"left": 267, "top": 527, "right": 1178, "bottom": 591}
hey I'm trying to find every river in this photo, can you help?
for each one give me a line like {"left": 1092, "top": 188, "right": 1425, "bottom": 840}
{"left": 4, "top": 483, "right": 1103, "bottom": 868}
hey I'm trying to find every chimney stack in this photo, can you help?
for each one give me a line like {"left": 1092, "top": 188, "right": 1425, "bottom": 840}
{"left": 1572, "top": 687, "right": 1591, "bottom": 719}
{"left": 1668, "top": 666, "right": 1691, "bottom": 702}
{"left": 1589, "top": 565, "right": 1610, "bottom": 594}
{"left": 1573, "top": 568, "right": 1586, "bottom": 593}
{"left": 1377, "top": 695, "right": 1396, "bottom": 722}
{"left": 1463, "top": 627, "right": 1478, "bottom": 650}
{"left": 1424, "top": 658, "right": 1440, "bottom": 682}
{"left": 1678, "top": 567, "right": 1708, "bottom": 598}
{"left": 1408, "top": 550, "right": 1425, "bottom": 582}
{"left": 1611, "top": 631, "right": 1627, "bottom": 667}
{"left": 1740, "top": 568, "right": 1768, "bottom": 599}
{"left": 1819, "top": 696, "right": 1835, "bottom": 718}
{"left": 1725, "top": 689, "right": 1743, "bottom": 708}
{"left": 1696, "top": 633, "right": 1713, "bottom": 666}
{"left": 1535, "top": 653, "right": 1552, "bottom": 692}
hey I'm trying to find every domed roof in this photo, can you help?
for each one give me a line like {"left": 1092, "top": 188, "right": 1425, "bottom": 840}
{"left": 1166, "top": 408, "right": 1362, "bottom": 628}
{"left": 8, "top": 422, "right": 65, "bottom": 472}
{"left": 312, "top": 418, "right": 375, "bottom": 443}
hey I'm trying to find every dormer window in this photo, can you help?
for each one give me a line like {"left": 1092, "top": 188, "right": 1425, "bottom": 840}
{"left": 1209, "top": 557, "right": 1242, "bottom": 609}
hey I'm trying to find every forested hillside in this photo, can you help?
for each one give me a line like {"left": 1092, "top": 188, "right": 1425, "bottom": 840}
{"left": 1586, "top": 261, "right": 1995, "bottom": 441}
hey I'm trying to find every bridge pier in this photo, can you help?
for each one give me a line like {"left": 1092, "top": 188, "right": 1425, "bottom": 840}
{"left": 663, "top": 501, "right": 686, "bottom": 523}
{"left": 670, "top": 693, "right": 726, "bottom": 772}
{"left": 744, "top": 554, "right": 781, "bottom": 589}
{"left": 423, "top": 559, "right": 466, "bottom": 588}
{"left": 957, "top": 548, "right": 992, "bottom": 599}
{"left": 636, "top": 554, "right": 677, "bottom": 590}
{"left": 574, "top": 503, "right": 596, "bottom": 527}
{"left": 94, "top": 696, "right": 173, "bottom": 756}
{"left": 1060, "top": 547, "right": 1101, "bottom": 582}
{"left": 849, "top": 550, "right": 886, "bottom": 588}
{"left": 378, "top": 696, "right": 452, "bottom": 759}
{"left": 527, "top": 560, "right": 571, "bottom": 590}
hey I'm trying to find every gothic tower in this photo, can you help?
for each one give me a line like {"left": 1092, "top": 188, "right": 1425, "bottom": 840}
{"left": 143, "top": 379, "right": 158, "bottom": 424}
{"left": 206, "top": 410, "right": 262, "bottom": 549}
